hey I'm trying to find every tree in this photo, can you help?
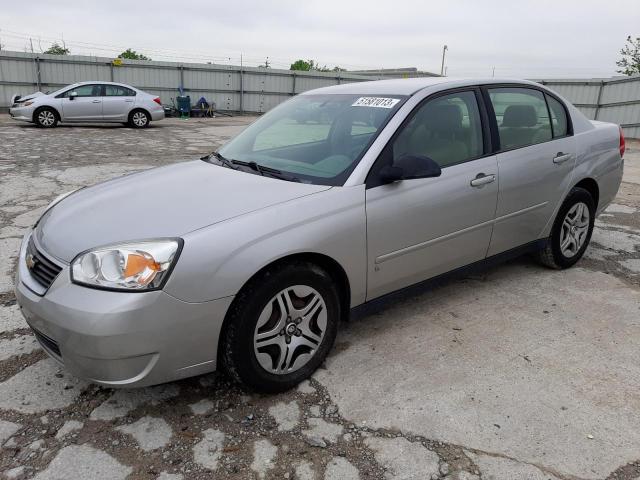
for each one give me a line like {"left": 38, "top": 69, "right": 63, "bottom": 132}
{"left": 290, "top": 59, "right": 314, "bottom": 71}
{"left": 290, "top": 59, "right": 341, "bottom": 72}
{"left": 44, "top": 43, "right": 70, "bottom": 55}
{"left": 616, "top": 36, "right": 640, "bottom": 76}
{"left": 118, "top": 48, "right": 151, "bottom": 61}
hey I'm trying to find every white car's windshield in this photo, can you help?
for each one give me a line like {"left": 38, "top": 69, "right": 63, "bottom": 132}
{"left": 218, "top": 93, "right": 406, "bottom": 185}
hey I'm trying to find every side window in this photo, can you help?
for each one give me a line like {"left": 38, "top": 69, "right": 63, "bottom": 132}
{"left": 545, "top": 94, "right": 568, "bottom": 138}
{"left": 62, "top": 85, "right": 102, "bottom": 98}
{"left": 105, "top": 85, "right": 136, "bottom": 97}
{"left": 392, "top": 91, "right": 484, "bottom": 168}
{"left": 61, "top": 85, "right": 102, "bottom": 98}
{"left": 488, "top": 88, "right": 552, "bottom": 150}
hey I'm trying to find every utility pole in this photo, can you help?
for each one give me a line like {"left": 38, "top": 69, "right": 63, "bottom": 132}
{"left": 440, "top": 45, "right": 448, "bottom": 76}
{"left": 492, "top": 66, "right": 495, "bottom": 77}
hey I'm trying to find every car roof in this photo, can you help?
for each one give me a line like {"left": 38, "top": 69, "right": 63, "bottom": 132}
{"left": 302, "top": 77, "right": 542, "bottom": 96}
{"left": 68, "top": 81, "right": 138, "bottom": 89}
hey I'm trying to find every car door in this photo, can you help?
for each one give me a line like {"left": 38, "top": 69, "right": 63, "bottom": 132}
{"left": 365, "top": 89, "right": 499, "bottom": 300}
{"left": 484, "top": 87, "right": 577, "bottom": 257}
{"left": 102, "top": 85, "right": 136, "bottom": 121}
{"left": 59, "top": 84, "right": 104, "bottom": 121}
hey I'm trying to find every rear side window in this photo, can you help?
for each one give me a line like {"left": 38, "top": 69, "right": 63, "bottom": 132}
{"left": 545, "top": 94, "right": 568, "bottom": 138}
{"left": 392, "top": 91, "right": 484, "bottom": 168}
{"left": 105, "top": 85, "right": 136, "bottom": 97}
{"left": 488, "top": 88, "right": 552, "bottom": 150}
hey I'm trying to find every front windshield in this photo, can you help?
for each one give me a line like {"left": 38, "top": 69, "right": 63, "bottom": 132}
{"left": 218, "top": 93, "right": 406, "bottom": 185}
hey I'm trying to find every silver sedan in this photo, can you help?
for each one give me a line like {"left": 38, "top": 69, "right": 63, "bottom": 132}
{"left": 15, "top": 78, "right": 624, "bottom": 392}
{"left": 9, "top": 81, "right": 165, "bottom": 128}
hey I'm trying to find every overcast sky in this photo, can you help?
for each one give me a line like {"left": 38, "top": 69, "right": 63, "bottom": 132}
{"left": 1, "top": 0, "right": 638, "bottom": 78}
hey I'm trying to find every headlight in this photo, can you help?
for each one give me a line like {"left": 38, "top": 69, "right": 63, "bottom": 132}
{"left": 22, "top": 101, "right": 34, "bottom": 107}
{"left": 71, "top": 239, "right": 182, "bottom": 291}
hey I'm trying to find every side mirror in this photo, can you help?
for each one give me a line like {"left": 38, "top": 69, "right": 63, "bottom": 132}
{"left": 68, "top": 91, "right": 78, "bottom": 100}
{"left": 379, "top": 154, "right": 442, "bottom": 184}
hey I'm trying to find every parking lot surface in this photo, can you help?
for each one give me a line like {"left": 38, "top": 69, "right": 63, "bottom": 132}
{"left": 1, "top": 115, "right": 639, "bottom": 480}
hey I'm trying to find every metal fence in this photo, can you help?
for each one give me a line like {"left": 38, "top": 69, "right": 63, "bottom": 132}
{"left": 0, "top": 50, "right": 375, "bottom": 114}
{"left": 538, "top": 77, "right": 640, "bottom": 138}
{"left": 1, "top": 50, "right": 639, "bottom": 137}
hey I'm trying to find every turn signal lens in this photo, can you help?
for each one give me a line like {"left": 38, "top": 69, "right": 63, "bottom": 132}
{"left": 71, "top": 239, "right": 181, "bottom": 291}
{"left": 619, "top": 126, "right": 626, "bottom": 158}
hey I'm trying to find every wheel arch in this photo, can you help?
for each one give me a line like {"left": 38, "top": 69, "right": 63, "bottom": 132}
{"left": 572, "top": 177, "right": 599, "bottom": 209}
{"left": 216, "top": 251, "right": 352, "bottom": 373}
{"left": 233, "top": 252, "right": 351, "bottom": 322}
{"left": 32, "top": 105, "right": 61, "bottom": 123}
{"left": 129, "top": 107, "right": 151, "bottom": 121}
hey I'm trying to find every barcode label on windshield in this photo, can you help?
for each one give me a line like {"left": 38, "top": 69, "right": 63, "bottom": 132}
{"left": 352, "top": 97, "right": 400, "bottom": 108}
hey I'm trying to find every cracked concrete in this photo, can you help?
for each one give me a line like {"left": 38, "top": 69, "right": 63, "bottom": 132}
{"left": 0, "top": 116, "right": 639, "bottom": 479}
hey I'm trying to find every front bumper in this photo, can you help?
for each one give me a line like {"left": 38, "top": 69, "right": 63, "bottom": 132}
{"left": 14, "top": 232, "right": 233, "bottom": 388}
{"left": 9, "top": 105, "right": 34, "bottom": 122}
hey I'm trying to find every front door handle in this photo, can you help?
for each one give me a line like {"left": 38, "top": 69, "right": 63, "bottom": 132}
{"left": 553, "top": 152, "right": 572, "bottom": 164}
{"left": 125, "top": 99, "right": 134, "bottom": 102}
{"left": 470, "top": 173, "right": 496, "bottom": 187}
{"left": 92, "top": 99, "right": 102, "bottom": 104}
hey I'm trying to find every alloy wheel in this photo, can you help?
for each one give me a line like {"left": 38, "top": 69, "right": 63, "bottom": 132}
{"left": 38, "top": 110, "right": 56, "bottom": 127}
{"left": 132, "top": 112, "right": 148, "bottom": 127}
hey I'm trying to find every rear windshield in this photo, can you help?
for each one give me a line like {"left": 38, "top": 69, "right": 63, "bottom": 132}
{"left": 218, "top": 93, "right": 406, "bottom": 185}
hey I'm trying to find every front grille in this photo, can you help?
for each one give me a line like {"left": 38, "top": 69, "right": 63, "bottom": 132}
{"left": 31, "top": 327, "right": 62, "bottom": 358}
{"left": 26, "top": 237, "right": 63, "bottom": 290}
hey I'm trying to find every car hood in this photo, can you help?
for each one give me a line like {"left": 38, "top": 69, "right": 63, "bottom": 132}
{"left": 16, "top": 92, "right": 45, "bottom": 102}
{"left": 35, "top": 160, "right": 331, "bottom": 262}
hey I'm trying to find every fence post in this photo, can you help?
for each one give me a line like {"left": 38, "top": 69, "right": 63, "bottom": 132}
{"left": 179, "top": 65, "right": 184, "bottom": 92}
{"left": 292, "top": 72, "right": 296, "bottom": 96}
{"left": 594, "top": 80, "right": 605, "bottom": 120}
{"left": 34, "top": 56, "right": 42, "bottom": 91}
{"left": 239, "top": 66, "right": 244, "bottom": 114}
{"left": 110, "top": 63, "right": 114, "bottom": 82}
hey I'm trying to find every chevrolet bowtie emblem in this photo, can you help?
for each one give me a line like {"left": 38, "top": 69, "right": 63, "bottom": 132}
{"left": 26, "top": 253, "right": 36, "bottom": 270}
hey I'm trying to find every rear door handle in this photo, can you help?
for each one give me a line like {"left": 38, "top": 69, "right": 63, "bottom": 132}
{"left": 125, "top": 99, "right": 134, "bottom": 103}
{"left": 92, "top": 99, "right": 101, "bottom": 103}
{"left": 553, "top": 152, "right": 572, "bottom": 164}
{"left": 470, "top": 173, "right": 496, "bottom": 187}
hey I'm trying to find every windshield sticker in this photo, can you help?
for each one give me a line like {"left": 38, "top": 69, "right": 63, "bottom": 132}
{"left": 351, "top": 97, "right": 400, "bottom": 108}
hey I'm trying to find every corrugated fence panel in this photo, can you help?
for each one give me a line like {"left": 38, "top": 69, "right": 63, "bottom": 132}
{"left": 599, "top": 79, "right": 640, "bottom": 105}
{"left": 295, "top": 76, "right": 339, "bottom": 93}
{"left": 542, "top": 83, "right": 602, "bottom": 106}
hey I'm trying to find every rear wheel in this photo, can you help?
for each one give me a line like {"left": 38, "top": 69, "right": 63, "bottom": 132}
{"left": 535, "top": 187, "right": 595, "bottom": 269}
{"left": 35, "top": 107, "right": 58, "bottom": 128}
{"left": 128, "top": 109, "right": 150, "bottom": 128}
{"left": 221, "top": 261, "right": 340, "bottom": 393}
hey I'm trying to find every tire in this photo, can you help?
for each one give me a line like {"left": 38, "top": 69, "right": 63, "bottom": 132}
{"left": 34, "top": 107, "right": 58, "bottom": 128}
{"left": 221, "top": 261, "right": 341, "bottom": 393}
{"left": 535, "top": 187, "right": 595, "bottom": 269}
{"left": 128, "top": 109, "right": 150, "bottom": 128}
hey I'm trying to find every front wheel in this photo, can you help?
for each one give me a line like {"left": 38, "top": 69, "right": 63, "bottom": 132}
{"left": 221, "top": 262, "right": 340, "bottom": 393}
{"left": 35, "top": 108, "right": 58, "bottom": 128}
{"left": 535, "top": 187, "right": 595, "bottom": 269}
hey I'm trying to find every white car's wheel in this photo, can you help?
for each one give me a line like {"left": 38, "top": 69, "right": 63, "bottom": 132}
{"left": 129, "top": 110, "right": 150, "bottom": 128}
{"left": 35, "top": 108, "right": 58, "bottom": 128}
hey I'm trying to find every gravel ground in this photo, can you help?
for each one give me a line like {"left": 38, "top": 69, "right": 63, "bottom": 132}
{"left": 0, "top": 115, "right": 639, "bottom": 480}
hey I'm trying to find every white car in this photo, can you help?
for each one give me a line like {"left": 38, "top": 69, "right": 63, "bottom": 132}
{"left": 9, "top": 81, "right": 165, "bottom": 128}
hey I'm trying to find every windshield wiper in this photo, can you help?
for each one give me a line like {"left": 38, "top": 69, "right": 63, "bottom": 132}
{"left": 201, "top": 151, "right": 238, "bottom": 170}
{"left": 231, "top": 160, "right": 301, "bottom": 183}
